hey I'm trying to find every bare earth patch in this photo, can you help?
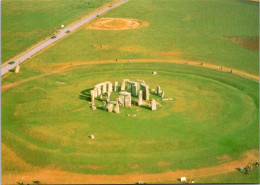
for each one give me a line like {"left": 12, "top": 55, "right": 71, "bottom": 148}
{"left": 216, "top": 154, "right": 232, "bottom": 163}
{"left": 161, "top": 51, "right": 181, "bottom": 56}
{"left": 223, "top": 36, "right": 259, "bottom": 51}
{"left": 157, "top": 161, "right": 171, "bottom": 166}
{"left": 87, "top": 18, "right": 149, "bottom": 30}
{"left": 2, "top": 149, "right": 258, "bottom": 184}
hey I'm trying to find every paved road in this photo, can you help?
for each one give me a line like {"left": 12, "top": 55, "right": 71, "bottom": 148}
{"left": 1, "top": 0, "right": 129, "bottom": 76}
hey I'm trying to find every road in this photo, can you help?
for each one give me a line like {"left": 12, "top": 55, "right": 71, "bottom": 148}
{"left": 1, "top": 0, "right": 129, "bottom": 76}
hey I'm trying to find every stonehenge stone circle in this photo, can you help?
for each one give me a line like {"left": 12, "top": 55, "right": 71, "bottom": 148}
{"left": 90, "top": 79, "right": 167, "bottom": 113}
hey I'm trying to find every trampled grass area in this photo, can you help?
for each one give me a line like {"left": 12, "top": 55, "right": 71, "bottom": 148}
{"left": 1, "top": 0, "right": 111, "bottom": 63}
{"left": 2, "top": 63, "right": 259, "bottom": 180}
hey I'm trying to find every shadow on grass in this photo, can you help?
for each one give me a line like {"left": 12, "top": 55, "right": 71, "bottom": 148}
{"left": 79, "top": 88, "right": 92, "bottom": 101}
{"left": 140, "top": 105, "right": 151, "bottom": 110}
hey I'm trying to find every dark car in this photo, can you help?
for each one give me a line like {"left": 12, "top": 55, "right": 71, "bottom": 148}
{"left": 65, "top": 30, "right": 70, "bottom": 33}
{"left": 51, "top": 35, "right": 56, "bottom": 39}
{"left": 8, "top": 61, "right": 15, "bottom": 65}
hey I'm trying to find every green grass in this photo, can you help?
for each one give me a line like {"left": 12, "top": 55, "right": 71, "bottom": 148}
{"left": 13, "top": 0, "right": 258, "bottom": 76}
{"left": 197, "top": 167, "right": 260, "bottom": 184}
{"left": 1, "top": 0, "right": 259, "bottom": 183}
{"left": 2, "top": 63, "right": 259, "bottom": 180}
{"left": 156, "top": 166, "right": 260, "bottom": 184}
{"left": 1, "top": 0, "right": 111, "bottom": 63}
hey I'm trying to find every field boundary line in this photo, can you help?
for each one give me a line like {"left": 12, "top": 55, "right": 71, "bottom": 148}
{"left": 1, "top": 58, "right": 259, "bottom": 92}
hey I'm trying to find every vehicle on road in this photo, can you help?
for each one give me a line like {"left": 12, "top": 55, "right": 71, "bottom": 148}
{"left": 65, "top": 30, "right": 70, "bottom": 33}
{"left": 8, "top": 61, "right": 15, "bottom": 65}
{"left": 51, "top": 35, "right": 56, "bottom": 39}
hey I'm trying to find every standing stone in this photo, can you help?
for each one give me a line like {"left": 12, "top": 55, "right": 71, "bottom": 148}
{"left": 124, "top": 94, "right": 132, "bottom": 108}
{"left": 137, "top": 80, "right": 145, "bottom": 90}
{"left": 97, "top": 86, "right": 102, "bottom": 96}
{"left": 157, "top": 86, "right": 162, "bottom": 96}
{"left": 114, "top": 81, "right": 119, "bottom": 92}
{"left": 138, "top": 90, "right": 143, "bottom": 106}
{"left": 107, "top": 91, "right": 111, "bottom": 97}
{"left": 107, "top": 103, "right": 113, "bottom": 112}
{"left": 108, "top": 82, "right": 113, "bottom": 92}
{"left": 126, "top": 81, "right": 133, "bottom": 93}
{"left": 126, "top": 81, "right": 138, "bottom": 96}
{"left": 105, "top": 92, "right": 110, "bottom": 103}
{"left": 121, "top": 79, "right": 129, "bottom": 91}
{"left": 131, "top": 83, "right": 138, "bottom": 97}
{"left": 90, "top": 90, "right": 95, "bottom": 104}
{"left": 93, "top": 87, "right": 98, "bottom": 98}
{"left": 91, "top": 105, "right": 96, "bottom": 110}
{"left": 121, "top": 80, "right": 126, "bottom": 90}
{"left": 114, "top": 102, "right": 120, "bottom": 113}
{"left": 15, "top": 65, "right": 20, "bottom": 73}
{"left": 161, "top": 91, "right": 165, "bottom": 98}
{"left": 151, "top": 99, "right": 156, "bottom": 111}
{"left": 118, "top": 95, "right": 125, "bottom": 106}
{"left": 141, "top": 84, "right": 150, "bottom": 100}
{"left": 102, "top": 84, "right": 107, "bottom": 94}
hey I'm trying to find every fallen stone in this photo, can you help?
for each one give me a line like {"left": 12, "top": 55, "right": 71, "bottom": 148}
{"left": 162, "top": 98, "right": 173, "bottom": 101}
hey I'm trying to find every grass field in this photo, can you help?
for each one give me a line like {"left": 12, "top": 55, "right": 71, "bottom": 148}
{"left": 1, "top": 0, "right": 259, "bottom": 184}
{"left": 2, "top": 62, "right": 259, "bottom": 183}
{"left": 1, "top": 0, "right": 111, "bottom": 63}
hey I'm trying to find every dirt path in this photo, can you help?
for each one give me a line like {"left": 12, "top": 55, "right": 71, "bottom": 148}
{"left": 2, "top": 148, "right": 258, "bottom": 184}
{"left": 2, "top": 58, "right": 258, "bottom": 93}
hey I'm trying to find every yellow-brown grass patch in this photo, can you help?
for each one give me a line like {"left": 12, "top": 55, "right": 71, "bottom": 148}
{"left": 87, "top": 18, "right": 149, "bottom": 30}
